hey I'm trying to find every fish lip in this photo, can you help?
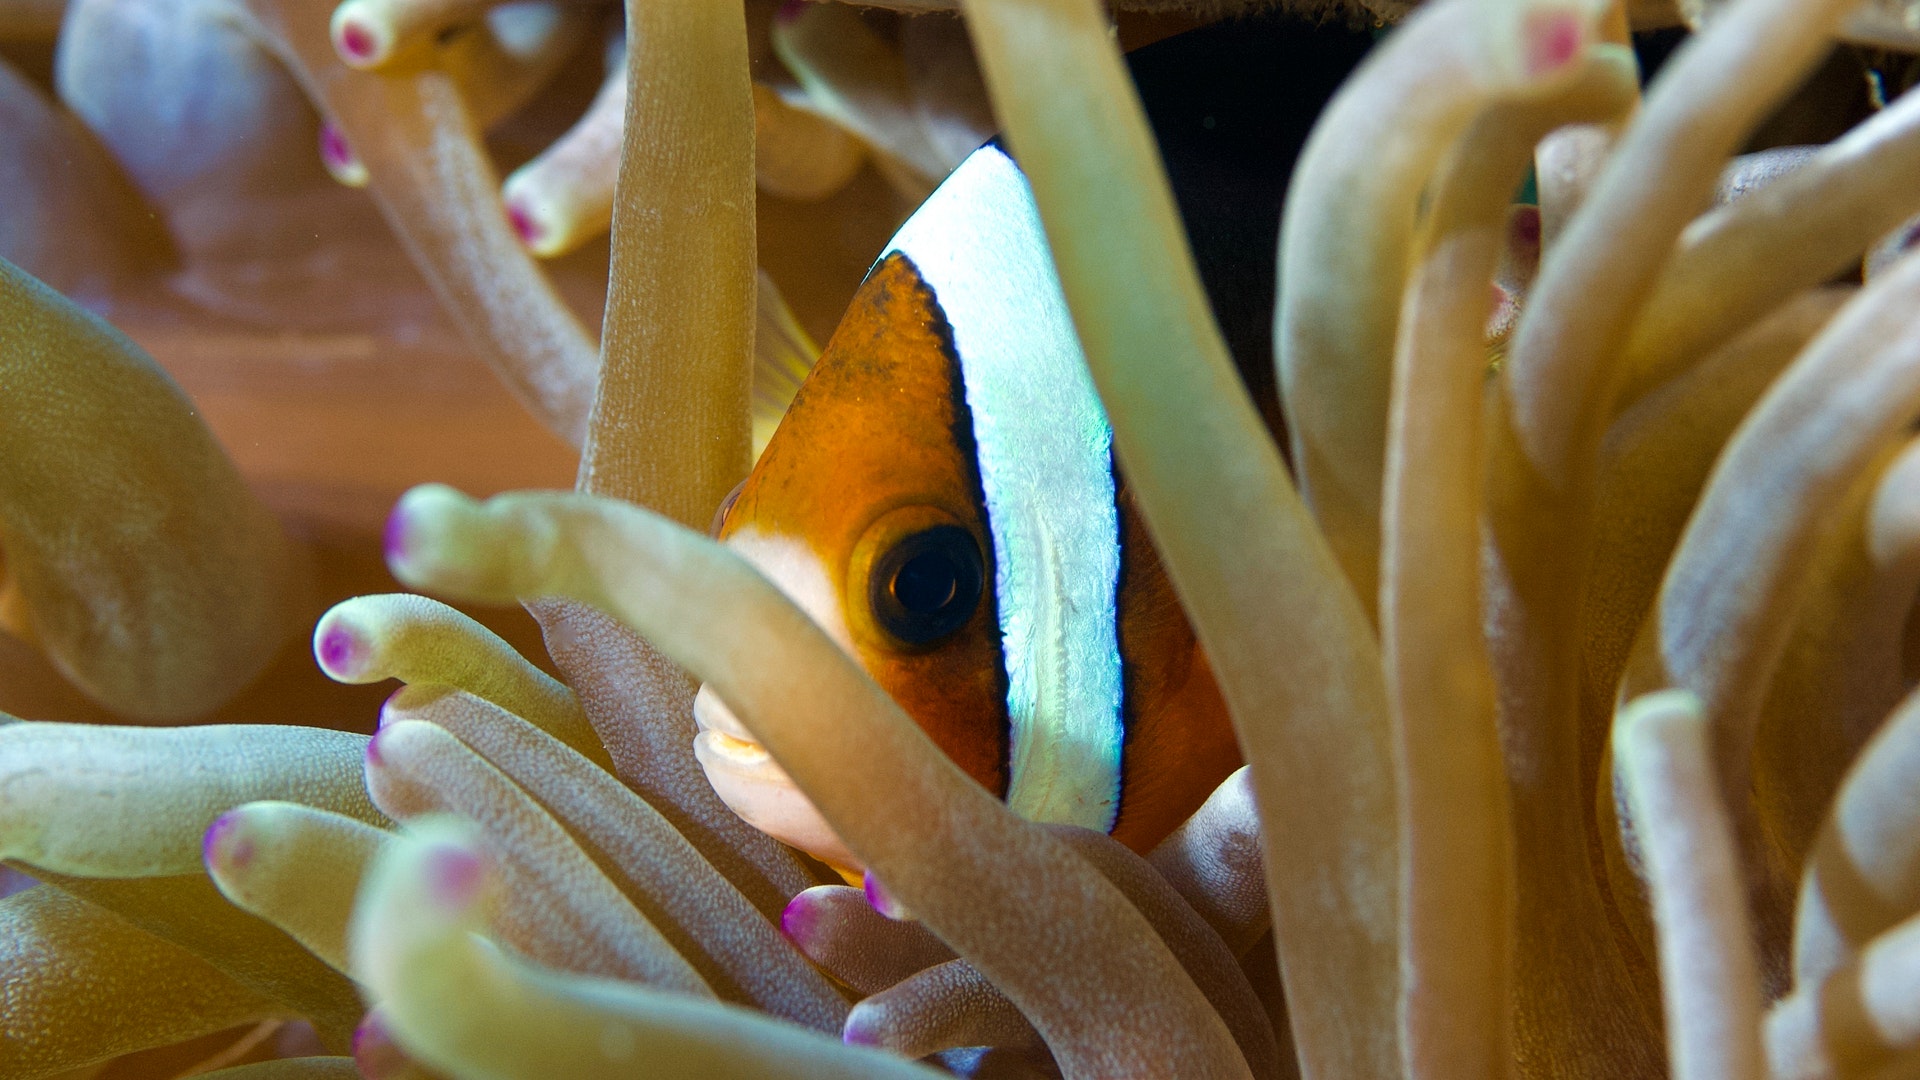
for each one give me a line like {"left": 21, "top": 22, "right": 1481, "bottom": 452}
{"left": 691, "top": 684, "right": 864, "bottom": 873}
{"left": 692, "top": 683, "right": 761, "bottom": 744}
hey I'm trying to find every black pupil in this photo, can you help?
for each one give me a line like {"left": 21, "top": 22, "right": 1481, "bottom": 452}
{"left": 893, "top": 550, "right": 960, "bottom": 613}
{"left": 870, "top": 524, "right": 983, "bottom": 647}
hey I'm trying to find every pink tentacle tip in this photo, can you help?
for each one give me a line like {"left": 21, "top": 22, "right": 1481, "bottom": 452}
{"left": 864, "top": 870, "right": 909, "bottom": 921}
{"left": 779, "top": 894, "right": 817, "bottom": 942}
{"left": 424, "top": 845, "right": 488, "bottom": 909}
{"left": 1521, "top": 9, "right": 1585, "bottom": 79}
{"left": 841, "top": 1012, "right": 882, "bottom": 1048}
{"left": 383, "top": 506, "right": 412, "bottom": 565}
{"left": 202, "top": 813, "right": 252, "bottom": 871}
{"left": 505, "top": 200, "right": 544, "bottom": 248}
{"left": 316, "top": 624, "right": 363, "bottom": 677}
{"left": 366, "top": 727, "right": 387, "bottom": 767}
{"left": 776, "top": 0, "right": 809, "bottom": 24}
{"left": 337, "top": 20, "right": 378, "bottom": 62}
{"left": 319, "top": 124, "right": 355, "bottom": 172}
{"left": 353, "top": 1009, "right": 408, "bottom": 1080}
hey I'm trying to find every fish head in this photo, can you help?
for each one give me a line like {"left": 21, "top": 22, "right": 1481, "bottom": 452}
{"left": 694, "top": 251, "right": 1009, "bottom": 876}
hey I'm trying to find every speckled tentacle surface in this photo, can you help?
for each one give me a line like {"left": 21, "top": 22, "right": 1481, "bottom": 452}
{"left": 530, "top": 0, "right": 818, "bottom": 926}
{"left": 0, "top": 885, "right": 279, "bottom": 1080}
{"left": 350, "top": 817, "right": 943, "bottom": 1079}
{"left": 385, "top": 485, "right": 1253, "bottom": 1076}
{"left": 379, "top": 685, "right": 849, "bottom": 1030}
{"left": 0, "top": 259, "right": 307, "bottom": 720}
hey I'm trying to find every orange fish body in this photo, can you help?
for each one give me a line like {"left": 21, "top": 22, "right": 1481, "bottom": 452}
{"left": 693, "top": 18, "right": 1374, "bottom": 873}
{"left": 696, "top": 146, "right": 1240, "bottom": 874}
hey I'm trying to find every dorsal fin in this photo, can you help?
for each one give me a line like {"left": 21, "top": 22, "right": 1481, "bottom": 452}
{"left": 752, "top": 269, "right": 819, "bottom": 460}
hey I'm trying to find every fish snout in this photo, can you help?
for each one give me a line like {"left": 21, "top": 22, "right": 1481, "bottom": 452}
{"left": 691, "top": 683, "right": 862, "bottom": 875}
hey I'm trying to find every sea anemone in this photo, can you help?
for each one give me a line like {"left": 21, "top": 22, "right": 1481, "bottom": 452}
{"left": 6, "top": 0, "right": 1920, "bottom": 1077}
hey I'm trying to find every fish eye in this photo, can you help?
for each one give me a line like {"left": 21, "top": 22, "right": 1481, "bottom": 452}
{"left": 869, "top": 525, "right": 983, "bottom": 646}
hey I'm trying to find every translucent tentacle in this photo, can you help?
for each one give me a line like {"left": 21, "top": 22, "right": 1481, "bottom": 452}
{"left": 0, "top": 260, "right": 306, "bottom": 720}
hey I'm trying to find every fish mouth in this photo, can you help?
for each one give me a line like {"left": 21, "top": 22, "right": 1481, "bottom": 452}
{"left": 691, "top": 683, "right": 863, "bottom": 875}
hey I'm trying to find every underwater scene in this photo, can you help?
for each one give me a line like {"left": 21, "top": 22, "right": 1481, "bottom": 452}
{"left": 3, "top": 0, "right": 1920, "bottom": 1076}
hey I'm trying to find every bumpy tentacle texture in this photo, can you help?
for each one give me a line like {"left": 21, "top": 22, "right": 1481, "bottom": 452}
{"left": 24, "top": 0, "right": 1920, "bottom": 1078}
{"left": 313, "top": 593, "right": 607, "bottom": 769}
{"left": 366, "top": 716, "right": 718, "bottom": 994}
{"left": 0, "top": 257, "right": 307, "bottom": 720}
{"left": 0, "top": 722, "right": 390, "bottom": 1062}
{"left": 1476, "top": 0, "right": 1867, "bottom": 1070}
{"left": 529, "top": 0, "right": 820, "bottom": 930}
{"left": 385, "top": 484, "right": 1253, "bottom": 1076}
{"left": 350, "top": 816, "right": 941, "bottom": 1078}
{"left": 376, "top": 686, "right": 848, "bottom": 1030}
{"left": 1147, "top": 767, "right": 1270, "bottom": 958}
{"left": 781, "top": 884, "right": 958, "bottom": 995}
{"left": 1, "top": 885, "right": 278, "bottom": 1080}
{"left": 1616, "top": 247, "right": 1920, "bottom": 979}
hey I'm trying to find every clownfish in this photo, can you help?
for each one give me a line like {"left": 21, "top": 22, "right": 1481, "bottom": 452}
{"left": 692, "top": 16, "right": 1376, "bottom": 874}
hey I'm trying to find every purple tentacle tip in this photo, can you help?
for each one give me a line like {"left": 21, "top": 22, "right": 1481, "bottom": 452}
{"left": 425, "top": 845, "right": 487, "bottom": 909}
{"left": 203, "top": 812, "right": 251, "bottom": 871}
{"left": 319, "top": 123, "right": 354, "bottom": 171}
{"left": 506, "top": 200, "right": 543, "bottom": 247}
{"left": 864, "top": 870, "right": 909, "bottom": 920}
{"left": 842, "top": 1009, "right": 882, "bottom": 1048}
{"left": 780, "top": 894, "right": 816, "bottom": 942}
{"left": 317, "top": 624, "right": 361, "bottom": 676}
{"left": 337, "top": 20, "right": 377, "bottom": 62}
{"left": 1522, "top": 8, "right": 1584, "bottom": 79}
{"left": 383, "top": 506, "right": 411, "bottom": 565}
{"left": 366, "top": 728, "right": 387, "bottom": 767}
